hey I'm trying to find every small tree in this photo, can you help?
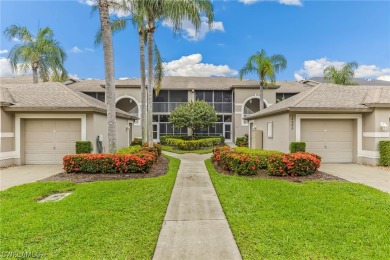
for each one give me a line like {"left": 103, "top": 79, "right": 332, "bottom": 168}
{"left": 169, "top": 101, "right": 217, "bottom": 138}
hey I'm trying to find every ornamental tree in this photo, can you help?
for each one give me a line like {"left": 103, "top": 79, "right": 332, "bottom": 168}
{"left": 169, "top": 101, "right": 217, "bottom": 138}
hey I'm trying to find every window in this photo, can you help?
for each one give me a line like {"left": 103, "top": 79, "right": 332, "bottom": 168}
{"left": 194, "top": 90, "right": 233, "bottom": 113}
{"left": 85, "top": 92, "right": 105, "bottom": 102}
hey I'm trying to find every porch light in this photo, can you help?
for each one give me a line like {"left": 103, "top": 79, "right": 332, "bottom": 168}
{"left": 380, "top": 122, "right": 388, "bottom": 131}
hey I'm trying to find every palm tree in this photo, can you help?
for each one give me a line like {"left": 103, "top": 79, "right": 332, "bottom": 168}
{"left": 97, "top": 0, "right": 117, "bottom": 153}
{"left": 239, "top": 49, "right": 287, "bottom": 111}
{"left": 139, "top": 0, "right": 214, "bottom": 146}
{"left": 3, "top": 25, "right": 67, "bottom": 84}
{"left": 323, "top": 62, "right": 359, "bottom": 85}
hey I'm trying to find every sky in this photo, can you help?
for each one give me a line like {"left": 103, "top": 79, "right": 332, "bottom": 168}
{"left": 0, "top": 0, "right": 389, "bottom": 81}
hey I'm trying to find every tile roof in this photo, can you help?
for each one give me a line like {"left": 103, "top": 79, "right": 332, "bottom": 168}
{"left": 246, "top": 83, "right": 388, "bottom": 119}
{"left": 310, "top": 77, "right": 390, "bottom": 86}
{"left": 0, "top": 82, "right": 136, "bottom": 119}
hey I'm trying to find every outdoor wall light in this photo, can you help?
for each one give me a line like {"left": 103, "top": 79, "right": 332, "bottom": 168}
{"left": 380, "top": 122, "right": 388, "bottom": 131}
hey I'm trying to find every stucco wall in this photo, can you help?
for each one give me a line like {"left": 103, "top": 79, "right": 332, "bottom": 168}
{"left": 362, "top": 108, "right": 390, "bottom": 151}
{"left": 252, "top": 112, "right": 290, "bottom": 153}
{"left": 0, "top": 108, "right": 15, "bottom": 153}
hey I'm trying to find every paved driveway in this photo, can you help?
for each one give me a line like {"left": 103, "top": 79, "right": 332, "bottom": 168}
{"left": 0, "top": 165, "right": 63, "bottom": 191}
{"left": 320, "top": 164, "right": 390, "bottom": 193}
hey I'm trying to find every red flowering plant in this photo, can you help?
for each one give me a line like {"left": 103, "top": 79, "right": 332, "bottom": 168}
{"left": 212, "top": 146, "right": 231, "bottom": 162}
{"left": 267, "top": 154, "right": 288, "bottom": 176}
{"left": 267, "top": 152, "right": 321, "bottom": 176}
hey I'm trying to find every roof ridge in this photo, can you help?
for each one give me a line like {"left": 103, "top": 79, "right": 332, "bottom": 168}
{"left": 61, "top": 83, "right": 99, "bottom": 108}
{"left": 289, "top": 83, "right": 324, "bottom": 107}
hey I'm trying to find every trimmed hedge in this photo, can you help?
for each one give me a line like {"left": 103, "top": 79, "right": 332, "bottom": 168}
{"left": 267, "top": 152, "right": 321, "bottom": 176}
{"left": 64, "top": 143, "right": 162, "bottom": 174}
{"left": 213, "top": 146, "right": 283, "bottom": 175}
{"left": 236, "top": 135, "right": 248, "bottom": 147}
{"left": 163, "top": 137, "right": 221, "bottom": 150}
{"left": 290, "top": 142, "right": 306, "bottom": 153}
{"left": 160, "top": 135, "right": 224, "bottom": 145}
{"left": 379, "top": 141, "right": 390, "bottom": 166}
{"left": 76, "top": 141, "right": 93, "bottom": 154}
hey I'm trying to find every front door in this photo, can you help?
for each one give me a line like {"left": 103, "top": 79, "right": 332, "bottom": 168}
{"left": 153, "top": 123, "right": 159, "bottom": 142}
{"left": 224, "top": 123, "right": 232, "bottom": 142}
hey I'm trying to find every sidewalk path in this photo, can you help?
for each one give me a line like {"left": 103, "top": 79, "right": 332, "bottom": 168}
{"left": 153, "top": 151, "right": 241, "bottom": 260}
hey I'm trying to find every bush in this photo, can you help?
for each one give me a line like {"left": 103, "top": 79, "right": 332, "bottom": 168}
{"left": 236, "top": 135, "right": 248, "bottom": 147}
{"left": 234, "top": 147, "right": 284, "bottom": 169}
{"left": 76, "top": 141, "right": 93, "bottom": 154}
{"left": 267, "top": 152, "right": 321, "bottom": 176}
{"left": 290, "top": 142, "right": 306, "bottom": 153}
{"left": 164, "top": 137, "right": 221, "bottom": 150}
{"left": 117, "top": 145, "right": 142, "bottom": 155}
{"left": 160, "top": 135, "right": 224, "bottom": 145}
{"left": 142, "top": 143, "right": 162, "bottom": 156}
{"left": 63, "top": 153, "right": 156, "bottom": 174}
{"left": 212, "top": 146, "right": 231, "bottom": 162}
{"left": 131, "top": 138, "right": 142, "bottom": 146}
{"left": 379, "top": 141, "right": 390, "bottom": 166}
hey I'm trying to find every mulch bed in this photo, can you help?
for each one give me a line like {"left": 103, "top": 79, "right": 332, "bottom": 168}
{"left": 212, "top": 161, "right": 346, "bottom": 183}
{"left": 40, "top": 156, "right": 169, "bottom": 183}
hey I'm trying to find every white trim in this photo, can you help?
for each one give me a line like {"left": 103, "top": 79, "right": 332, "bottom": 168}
{"left": 235, "top": 103, "right": 243, "bottom": 106}
{"left": 359, "top": 150, "right": 380, "bottom": 159}
{"left": 241, "top": 96, "right": 270, "bottom": 126}
{"left": 363, "top": 132, "right": 390, "bottom": 138}
{"left": 116, "top": 95, "right": 141, "bottom": 125}
{"left": 296, "top": 114, "right": 363, "bottom": 157}
{"left": 0, "top": 132, "right": 14, "bottom": 138}
{"left": 0, "top": 151, "right": 18, "bottom": 160}
{"left": 14, "top": 113, "right": 86, "bottom": 160}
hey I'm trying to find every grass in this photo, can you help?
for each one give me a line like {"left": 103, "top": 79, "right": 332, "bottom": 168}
{"left": 206, "top": 159, "right": 390, "bottom": 260}
{"left": 161, "top": 145, "right": 212, "bottom": 154}
{"left": 0, "top": 155, "right": 180, "bottom": 259}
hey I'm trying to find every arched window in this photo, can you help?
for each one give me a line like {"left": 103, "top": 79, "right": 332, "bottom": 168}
{"left": 116, "top": 96, "right": 140, "bottom": 125}
{"left": 242, "top": 97, "right": 268, "bottom": 125}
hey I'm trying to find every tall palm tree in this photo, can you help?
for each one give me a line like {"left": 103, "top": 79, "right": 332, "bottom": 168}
{"left": 97, "top": 0, "right": 117, "bottom": 153}
{"left": 239, "top": 49, "right": 287, "bottom": 111}
{"left": 323, "top": 62, "right": 359, "bottom": 85}
{"left": 139, "top": 0, "right": 214, "bottom": 146}
{"left": 3, "top": 25, "right": 67, "bottom": 84}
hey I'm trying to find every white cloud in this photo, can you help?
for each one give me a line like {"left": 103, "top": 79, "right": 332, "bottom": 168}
{"left": 12, "top": 37, "right": 21, "bottom": 42}
{"left": 78, "top": 0, "right": 130, "bottom": 17}
{"left": 378, "top": 75, "right": 390, "bottom": 82}
{"left": 70, "top": 46, "right": 83, "bottom": 53}
{"left": 294, "top": 73, "right": 304, "bottom": 81}
{"left": 163, "top": 16, "right": 224, "bottom": 41}
{"left": 279, "top": 0, "right": 302, "bottom": 6}
{"left": 119, "top": 77, "right": 130, "bottom": 80}
{"left": 0, "top": 57, "right": 31, "bottom": 77}
{"left": 294, "top": 57, "right": 390, "bottom": 81}
{"left": 85, "top": 48, "right": 94, "bottom": 52}
{"left": 239, "top": 0, "right": 302, "bottom": 6}
{"left": 0, "top": 49, "right": 8, "bottom": 55}
{"left": 78, "top": 0, "right": 96, "bottom": 6}
{"left": 163, "top": 54, "right": 238, "bottom": 77}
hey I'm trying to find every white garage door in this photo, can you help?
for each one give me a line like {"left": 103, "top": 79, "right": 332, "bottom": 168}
{"left": 301, "top": 119, "right": 353, "bottom": 163}
{"left": 25, "top": 119, "right": 81, "bottom": 164}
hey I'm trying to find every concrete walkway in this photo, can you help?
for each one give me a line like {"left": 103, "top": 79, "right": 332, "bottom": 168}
{"left": 0, "top": 165, "right": 63, "bottom": 191}
{"left": 320, "top": 164, "right": 390, "bottom": 193}
{"left": 153, "top": 152, "right": 241, "bottom": 260}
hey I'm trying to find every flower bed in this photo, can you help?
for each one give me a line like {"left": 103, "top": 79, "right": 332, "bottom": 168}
{"left": 212, "top": 146, "right": 321, "bottom": 176}
{"left": 64, "top": 143, "right": 162, "bottom": 174}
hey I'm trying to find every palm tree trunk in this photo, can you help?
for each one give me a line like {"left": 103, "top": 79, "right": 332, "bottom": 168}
{"left": 32, "top": 67, "right": 38, "bottom": 84}
{"left": 259, "top": 81, "right": 264, "bottom": 110}
{"left": 147, "top": 25, "right": 154, "bottom": 147}
{"left": 98, "top": 0, "right": 117, "bottom": 153}
{"left": 139, "top": 28, "right": 147, "bottom": 145}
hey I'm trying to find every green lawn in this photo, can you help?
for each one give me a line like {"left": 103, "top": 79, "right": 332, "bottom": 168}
{"left": 0, "top": 155, "right": 180, "bottom": 259}
{"left": 206, "top": 159, "right": 390, "bottom": 260}
{"left": 161, "top": 145, "right": 212, "bottom": 154}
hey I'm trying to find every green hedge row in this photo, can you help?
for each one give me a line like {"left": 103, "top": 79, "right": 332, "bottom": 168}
{"left": 290, "top": 142, "right": 306, "bottom": 153}
{"left": 235, "top": 136, "right": 248, "bottom": 147}
{"left": 164, "top": 137, "right": 221, "bottom": 150}
{"left": 379, "top": 141, "right": 390, "bottom": 166}
{"left": 76, "top": 141, "right": 93, "bottom": 154}
{"left": 160, "top": 135, "right": 225, "bottom": 145}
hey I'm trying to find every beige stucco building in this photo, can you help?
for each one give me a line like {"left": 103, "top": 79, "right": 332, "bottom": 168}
{"left": 246, "top": 84, "right": 390, "bottom": 165}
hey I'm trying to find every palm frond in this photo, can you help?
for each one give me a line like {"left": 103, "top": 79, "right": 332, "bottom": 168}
{"left": 153, "top": 41, "right": 163, "bottom": 95}
{"left": 3, "top": 25, "right": 34, "bottom": 42}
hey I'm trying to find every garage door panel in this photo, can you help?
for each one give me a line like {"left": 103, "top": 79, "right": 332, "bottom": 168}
{"left": 25, "top": 119, "right": 81, "bottom": 164}
{"left": 301, "top": 119, "right": 353, "bottom": 163}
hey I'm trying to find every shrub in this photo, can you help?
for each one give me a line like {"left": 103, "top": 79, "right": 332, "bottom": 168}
{"left": 236, "top": 135, "right": 248, "bottom": 147}
{"left": 76, "top": 141, "right": 93, "bottom": 154}
{"left": 117, "top": 145, "right": 142, "bottom": 155}
{"left": 379, "top": 141, "right": 390, "bottom": 166}
{"left": 63, "top": 153, "right": 156, "bottom": 174}
{"left": 164, "top": 137, "right": 221, "bottom": 150}
{"left": 290, "top": 142, "right": 306, "bottom": 153}
{"left": 234, "top": 147, "right": 284, "bottom": 169}
{"left": 131, "top": 138, "right": 142, "bottom": 146}
{"left": 212, "top": 146, "right": 231, "bottom": 162}
{"left": 160, "top": 135, "right": 224, "bottom": 145}
{"left": 267, "top": 152, "right": 321, "bottom": 176}
{"left": 142, "top": 143, "right": 162, "bottom": 157}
